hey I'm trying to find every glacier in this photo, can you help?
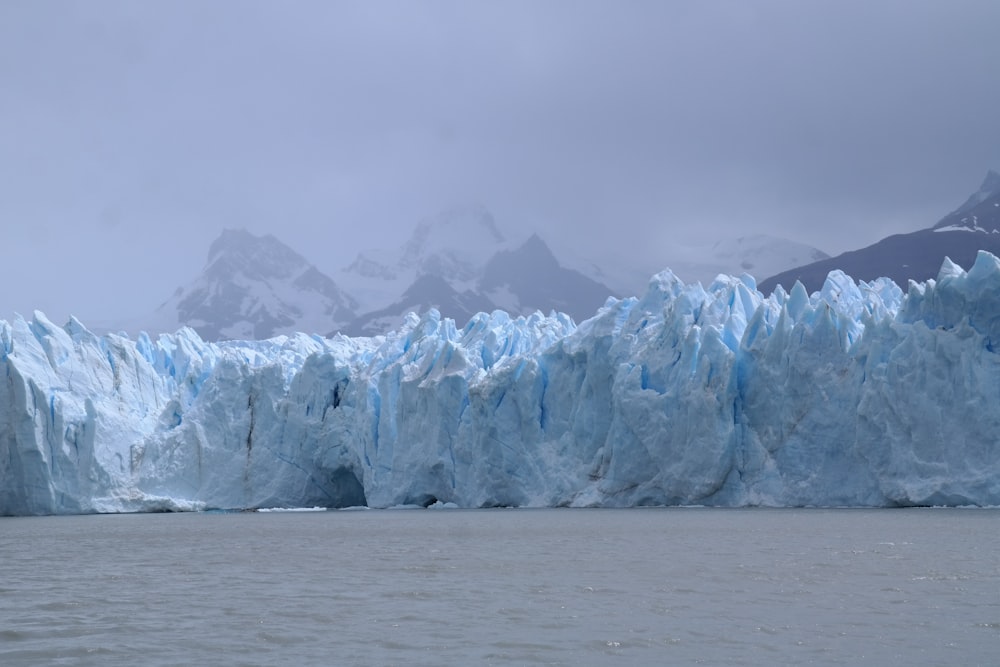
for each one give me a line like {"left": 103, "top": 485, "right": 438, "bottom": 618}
{"left": 3, "top": 252, "right": 1000, "bottom": 515}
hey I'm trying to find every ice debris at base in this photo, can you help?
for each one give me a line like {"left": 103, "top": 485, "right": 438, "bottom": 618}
{"left": 3, "top": 252, "right": 1000, "bottom": 515}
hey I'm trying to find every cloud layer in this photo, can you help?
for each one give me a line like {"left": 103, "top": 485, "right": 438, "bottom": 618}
{"left": 2, "top": 1, "right": 998, "bottom": 322}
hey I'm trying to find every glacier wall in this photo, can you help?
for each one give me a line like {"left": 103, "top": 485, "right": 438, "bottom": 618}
{"left": 3, "top": 253, "right": 1000, "bottom": 515}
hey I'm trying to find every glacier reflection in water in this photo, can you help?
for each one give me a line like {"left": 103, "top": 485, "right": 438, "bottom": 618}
{"left": 1, "top": 508, "right": 998, "bottom": 666}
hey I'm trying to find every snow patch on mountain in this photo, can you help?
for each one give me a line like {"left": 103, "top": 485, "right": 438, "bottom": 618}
{"left": 931, "top": 170, "right": 1000, "bottom": 234}
{"left": 340, "top": 209, "right": 617, "bottom": 334}
{"left": 945, "top": 169, "right": 1000, "bottom": 220}
{"left": 136, "top": 229, "right": 357, "bottom": 340}
{"left": 338, "top": 205, "right": 511, "bottom": 314}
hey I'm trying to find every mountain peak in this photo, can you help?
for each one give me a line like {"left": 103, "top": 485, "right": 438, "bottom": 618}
{"left": 516, "top": 233, "right": 557, "bottom": 261}
{"left": 204, "top": 228, "right": 309, "bottom": 283}
{"left": 208, "top": 228, "right": 276, "bottom": 262}
{"left": 939, "top": 169, "right": 1000, "bottom": 225}
{"left": 145, "top": 229, "right": 357, "bottom": 340}
{"left": 982, "top": 169, "right": 1000, "bottom": 195}
{"left": 479, "top": 233, "right": 612, "bottom": 321}
{"left": 400, "top": 204, "right": 506, "bottom": 270}
{"left": 341, "top": 205, "right": 511, "bottom": 304}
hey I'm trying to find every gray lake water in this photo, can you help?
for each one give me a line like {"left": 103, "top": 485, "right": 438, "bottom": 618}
{"left": 1, "top": 507, "right": 998, "bottom": 666}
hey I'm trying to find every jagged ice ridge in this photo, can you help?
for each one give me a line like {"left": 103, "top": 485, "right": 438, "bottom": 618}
{"left": 3, "top": 253, "right": 1000, "bottom": 515}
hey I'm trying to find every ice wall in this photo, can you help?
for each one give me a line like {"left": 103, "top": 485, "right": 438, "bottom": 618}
{"left": 3, "top": 252, "right": 1000, "bottom": 515}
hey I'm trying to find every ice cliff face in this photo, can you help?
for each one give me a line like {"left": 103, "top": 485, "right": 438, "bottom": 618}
{"left": 4, "top": 253, "right": 1000, "bottom": 515}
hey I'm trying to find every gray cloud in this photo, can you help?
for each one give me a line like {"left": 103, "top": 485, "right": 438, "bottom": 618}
{"left": 1, "top": 0, "right": 998, "bottom": 322}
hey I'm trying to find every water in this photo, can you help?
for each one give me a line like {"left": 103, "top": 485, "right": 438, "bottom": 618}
{"left": 1, "top": 508, "right": 998, "bottom": 666}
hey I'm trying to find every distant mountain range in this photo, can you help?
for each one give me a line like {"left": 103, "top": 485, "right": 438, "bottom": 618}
{"left": 339, "top": 230, "right": 615, "bottom": 337}
{"left": 129, "top": 207, "right": 617, "bottom": 340}
{"left": 759, "top": 170, "right": 1000, "bottom": 294}
{"left": 120, "top": 205, "right": 832, "bottom": 340}
{"left": 334, "top": 206, "right": 615, "bottom": 336}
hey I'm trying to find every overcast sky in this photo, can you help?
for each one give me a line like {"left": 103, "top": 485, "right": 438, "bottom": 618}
{"left": 2, "top": 0, "right": 999, "bottom": 323}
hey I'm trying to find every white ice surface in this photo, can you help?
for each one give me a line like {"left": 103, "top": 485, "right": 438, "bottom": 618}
{"left": 3, "top": 253, "right": 1000, "bottom": 515}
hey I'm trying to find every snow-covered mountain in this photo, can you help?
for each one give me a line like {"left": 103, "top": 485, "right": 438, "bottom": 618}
{"left": 337, "top": 205, "right": 509, "bottom": 314}
{"left": 121, "top": 209, "right": 617, "bottom": 339}
{"left": 479, "top": 234, "right": 614, "bottom": 316}
{"left": 932, "top": 169, "right": 1000, "bottom": 233}
{"left": 760, "top": 170, "right": 1000, "bottom": 294}
{"left": 339, "top": 207, "right": 617, "bottom": 335}
{"left": 140, "top": 229, "right": 357, "bottom": 340}
{"left": 341, "top": 234, "right": 614, "bottom": 336}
